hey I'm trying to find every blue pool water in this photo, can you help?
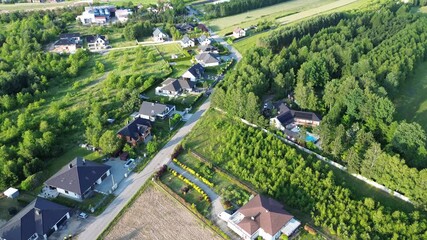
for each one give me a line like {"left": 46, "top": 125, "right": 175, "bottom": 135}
{"left": 306, "top": 135, "right": 318, "bottom": 143}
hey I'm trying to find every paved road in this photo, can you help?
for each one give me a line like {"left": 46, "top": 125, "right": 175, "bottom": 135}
{"left": 278, "top": 0, "right": 358, "bottom": 24}
{"left": 77, "top": 98, "right": 211, "bottom": 240}
{"left": 168, "top": 162, "right": 238, "bottom": 239}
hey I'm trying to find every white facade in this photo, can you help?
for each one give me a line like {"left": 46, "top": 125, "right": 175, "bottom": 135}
{"left": 198, "top": 37, "right": 211, "bottom": 46}
{"left": 180, "top": 39, "right": 195, "bottom": 48}
{"left": 154, "top": 32, "right": 168, "bottom": 42}
{"left": 88, "top": 37, "right": 108, "bottom": 50}
{"left": 182, "top": 70, "right": 197, "bottom": 81}
{"left": 116, "top": 9, "right": 132, "bottom": 23}
{"left": 233, "top": 28, "right": 246, "bottom": 38}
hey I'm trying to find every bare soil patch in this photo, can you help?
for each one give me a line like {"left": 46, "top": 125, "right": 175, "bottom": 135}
{"left": 104, "top": 185, "right": 222, "bottom": 240}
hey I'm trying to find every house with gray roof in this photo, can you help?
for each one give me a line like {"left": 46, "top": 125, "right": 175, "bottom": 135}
{"left": 44, "top": 157, "right": 111, "bottom": 201}
{"left": 198, "top": 44, "right": 219, "bottom": 54}
{"left": 270, "top": 102, "right": 321, "bottom": 131}
{"left": 0, "top": 197, "right": 71, "bottom": 240}
{"left": 182, "top": 63, "right": 205, "bottom": 81}
{"left": 197, "top": 34, "right": 211, "bottom": 46}
{"left": 153, "top": 28, "right": 169, "bottom": 42}
{"left": 226, "top": 195, "right": 300, "bottom": 240}
{"left": 155, "top": 78, "right": 195, "bottom": 97}
{"left": 180, "top": 35, "right": 195, "bottom": 48}
{"left": 195, "top": 52, "right": 220, "bottom": 67}
{"left": 138, "top": 101, "right": 176, "bottom": 121}
{"left": 117, "top": 117, "right": 152, "bottom": 146}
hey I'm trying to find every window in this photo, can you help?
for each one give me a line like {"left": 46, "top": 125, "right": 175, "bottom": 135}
{"left": 65, "top": 190, "right": 69, "bottom": 194}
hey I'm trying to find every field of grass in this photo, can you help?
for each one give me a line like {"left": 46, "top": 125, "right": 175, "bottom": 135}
{"left": 160, "top": 170, "right": 211, "bottom": 216}
{"left": 206, "top": 0, "right": 335, "bottom": 35}
{"left": 395, "top": 61, "right": 427, "bottom": 132}
{"left": 233, "top": 31, "right": 270, "bottom": 55}
{"left": 68, "top": 24, "right": 137, "bottom": 48}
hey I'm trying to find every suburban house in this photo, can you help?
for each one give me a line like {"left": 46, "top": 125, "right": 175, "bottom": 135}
{"left": 44, "top": 157, "right": 111, "bottom": 200}
{"left": 59, "top": 33, "right": 81, "bottom": 44}
{"left": 175, "top": 23, "right": 195, "bottom": 33}
{"left": 196, "top": 24, "right": 209, "bottom": 32}
{"left": 117, "top": 117, "right": 152, "bottom": 146}
{"left": 86, "top": 35, "right": 109, "bottom": 50}
{"left": 197, "top": 34, "right": 211, "bottom": 46}
{"left": 233, "top": 27, "right": 246, "bottom": 38}
{"left": 195, "top": 52, "right": 220, "bottom": 67}
{"left": 153, "top": 28, "right": 169, "bottom": 42}
{"left": 52, "top": 39, "right": 77, "bottom": 54}
{"left": 115, "top": 9, "right": 132, "bottom": 23}
{"left": 180, "top": 35, "right": 195, "bottom": 48}
{"left": 76, "top": 6, "right": 116, "bottom": 25}
{"left": 270, "top": 102, "right": 321, "bottom": 131}
{"left": 226, "top": 195, "right": 301, "bottom": 240}
{"left": 182, "top": 63, "right": 205, "bottom": 81}
{"left": 0, "top": 197, "right": 71, "bottom": 240}
{"left": 138, "top": 101, "right": 176, "bottom": 121}
{"left": 155, "top": 78, "right": 195, "bottom": 97}
{"left": 198, "top": 44, "right": 219, "bottom": 54}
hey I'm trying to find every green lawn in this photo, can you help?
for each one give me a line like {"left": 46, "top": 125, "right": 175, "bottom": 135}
{"left": 395, "top": 61, "right": 427, "bottom": 132}
{"left": 160, "top": 171, "right": 211, "bottom": 216}
{"left": 68, "top": 24, "right": 136, "bottom": 48}
{"left": 0, "top": 192, "right": 35, "bottom": 222}
{"left": 205, "top": 0, "right": 335, "bottom": 36}
{"left": 52, "top": 192, "right": 115, "bottom": 216}
{"left": 232, "top": 31, "right": 270, "bottom": 56}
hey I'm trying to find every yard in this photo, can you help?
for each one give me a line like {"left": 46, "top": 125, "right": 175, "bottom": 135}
{"left": 205, "top": 0, "right": 335, "bottom": 36}
{"left": 0, "top": 192, "right": 34, "bottom": 224}
{"left": 104, "top": 184, "right": 222, "bottom": 240}
{"left": 395, "top": 61, "right": 427, "bottom": 133}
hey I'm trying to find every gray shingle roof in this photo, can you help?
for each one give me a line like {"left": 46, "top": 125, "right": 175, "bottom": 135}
{"left": 0, "top": 197, "right": 70, "bottom": 240}
{"left": 198, "top": 44, "right": 218, "bottom": 53}
{"left": 59, "top": 33, "right": 80, "bottom": 39}
{"left": 181, "top": 35, "right": 193, "bottom": 44}
{"left": 86, "top": 34, "right": 107, "bottom": 43}
{"left": 44, "top": 157, "right": 111, "bottom": 195}
{"left": 117, "top": 117, "right": 152, "bottom": 141}
{"left": 139, "top": 101, "right": 175, "bottom": 117}
{"left": 55, "top": 39, "right": 76, "bottom": 46}
{"left": 185, "top": 63, "right": 204, "bottom": 79}
{"left": 153, "top": 28, "right": 167, "bottom": 37}
{"left": 198, "top": 34, "right": 208, "bottom": 42}
{"left": 159, "top": 78, "right": 195, "bottom": 93}
{"left": 195, "top": 52, "right": 219, "bottom": 64}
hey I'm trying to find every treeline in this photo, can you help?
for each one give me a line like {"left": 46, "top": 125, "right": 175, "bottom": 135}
{"left": 212, "top": 2, "right": 427, "bottom": 208}
{"left": 204, "top": 0, "right": 290, "bottom": 19}
{"left": 186, "top": 111, "right": 427, "bottom": 239}
{"left": 0, "top": 10, "right": 89, "bottom": 190}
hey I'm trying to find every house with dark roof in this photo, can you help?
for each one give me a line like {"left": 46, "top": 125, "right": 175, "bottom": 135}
{"left": 52, "top": 39, "right": 77, "bottom": 54}
{"left": 175, "top": 23, "right": 195, "bottom": 33}
{"left": 195, "top": 52, "right": 220, "bottom": 67}
{"left": 153, "top": 28, "right": 169, "bottom": 42}
{"left": 138, "top": 101, "right": 176, "bottom": 121}
{"left": 182, "top": 63, "right": 205, "bottom": 82}
{"left": 155, "top": 78, "right": 195, "bottom": 97}
{"left": 59, "top": 33, "right": 81, "bottom": 44}
{"left": 117, "top": 117, "right": 152, "bottom": 146}
{"left": 226, "top": 195, "right": 301, "bottom": 240}
{"left": 44, "top": 157, "right": 111, "bottom": 200}
{"left": 86, "top": 34, "right": 109, "bottom": 50}
{"left": 197, "top": 34, "right": 211, "bottom": 46}
{"left": 270, "top": 102, "right": 321, "bottom": 130}
{"left": 180, "top": 35, "right": 195, "bottom": 48}
{"left": 0, "top": 197, "right": 71, "bottom": 240}
{"left": 198, "top": 44, "right": 219, "bottom": 54}
{"left": 196, "top": 23, "right": 209, "bottom": 33}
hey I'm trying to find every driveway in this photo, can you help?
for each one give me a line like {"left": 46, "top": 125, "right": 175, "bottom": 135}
{"left": 95, "top": 158, "right": 130, "bottom": 194}
{"left": 77, "top": 97, "right": 211, "bottom": 240}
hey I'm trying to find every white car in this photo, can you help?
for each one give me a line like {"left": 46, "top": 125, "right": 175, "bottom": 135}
{"left": 124, "top": 159, "right": 135, "bottom": 168}
{"left": 78, "top": 212, "right": 88, "bottom": 219}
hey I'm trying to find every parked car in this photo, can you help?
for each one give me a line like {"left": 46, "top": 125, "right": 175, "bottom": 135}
{"left": 124, "top": 159, "right": 135, "bottom": 168}
{"left": 78, "top": 212, "right": 88, "bottom": 219}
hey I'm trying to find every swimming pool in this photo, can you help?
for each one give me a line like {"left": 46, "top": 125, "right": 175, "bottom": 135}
{"left": 305, "top": 134, "right": 318, "bottom": 143}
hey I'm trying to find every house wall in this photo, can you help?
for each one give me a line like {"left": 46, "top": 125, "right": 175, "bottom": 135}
{"left": 182, "top": 71, "right": 197, "bottom": 81}
{"left": 294, "top": 118, "right": 320, "bottom": 126}
{"left": 56, "top": 188, "right": 82, "bottom": 200}
{"left": 199, "top": 40, "right": 211, "bottom": 46}
{"left": 202, "top": 61, "right": 219, "bottom": 67}
{"left": 139, "top": 114, "right": 156, "bottom": 122}
{"left": 53, "top": 44, "right": 77, "bottom": 54}
{"left": 96, "top": 170, "right": 110, "bottom": 184}
{"left": 270, "top": 118, "right": 285, "bottom": 131}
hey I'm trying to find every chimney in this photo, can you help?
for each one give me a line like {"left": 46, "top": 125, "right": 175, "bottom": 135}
{"left": 35, "top": 208, "right": 41, "bottom": 215}
{"left": 152, "top": 103, "right": 155, "bottom": 106}
{"left": 69, "top": 163, "right": 73, "bottom": 169}
{"left": 251, "top": 216, "right": 255, "bottom": 221}
{"left": 82, "top": 159, "right": 86, "bottom": 165}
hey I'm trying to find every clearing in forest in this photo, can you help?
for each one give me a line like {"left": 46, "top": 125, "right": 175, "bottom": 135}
{"left": 104, "top": 184, "right": 223, "bottom": 240}
{"left": 395, "top": 61, "right": 427, "bottom": 132}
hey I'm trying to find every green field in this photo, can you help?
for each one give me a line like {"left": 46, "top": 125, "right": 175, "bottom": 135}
{"left": 205, "top": 0, "right": 335, "bottom": 35}
{"left": 395, "top": 61, "right": 427, "bottom": 132}
{"left": 0, "top": 0, "right": 156, "bottom": 12}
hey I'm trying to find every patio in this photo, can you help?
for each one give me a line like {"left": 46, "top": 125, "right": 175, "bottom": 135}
{"left": 94, "top": 158, "right": 132, "bottom": 194}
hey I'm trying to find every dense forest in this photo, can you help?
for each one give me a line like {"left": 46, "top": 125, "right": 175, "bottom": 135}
{"left": 203, "top": 0, "right": 290, "bottom": 19}
{"left": 212, "top": 2, "right": 427, "bottom": 208}
{"left": 186, "top": 111, "right": 427, "bottom": 239}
